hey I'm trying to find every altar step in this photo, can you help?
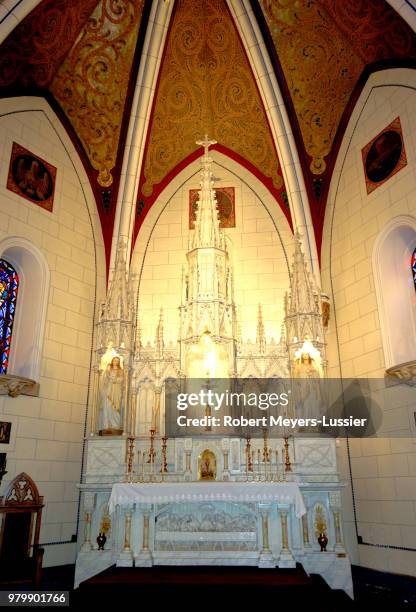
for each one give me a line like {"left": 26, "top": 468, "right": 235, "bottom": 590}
{"left": 75, "top": 564, "right": 355, "bottom": 609}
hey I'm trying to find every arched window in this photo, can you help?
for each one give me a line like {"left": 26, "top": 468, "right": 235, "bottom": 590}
{"left": 0, "top": 259, "right": 19, "bottom": 374}
{"left": 373, "top": 216, "right": 416, "bottom": 368}
{"left": 412, "top": 247, "right": 416, "bottom": 291}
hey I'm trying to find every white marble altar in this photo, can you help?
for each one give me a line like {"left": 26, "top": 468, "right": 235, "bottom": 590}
{"left": 75, "top": 139, "right": 353, "bottom": 599}
{"left": 108, "top": 481, "right": 306, "bottom": 516}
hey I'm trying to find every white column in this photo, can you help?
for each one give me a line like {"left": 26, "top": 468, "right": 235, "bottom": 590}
{"left": 301, "top": 513, "right": 312, "bottom": 549}
{"left": 277, "top": 506, "right": 296, "bottom": 568}
{"left": 80, "top": 492, "right": 96, "bottom": 552}
{"left": 329, "top": 491, "right": 346, "bottom": 554}
{"left": 134, "top": 505, "right": 153, "bottom": 567}
{"left": 258, "top": 504, "right": 275, "bottom": 568}
{"left": 109, "top": 0, "right": 174, "bottom": 272}
{"left": 117, "top": 506, "right": 134, "bottom": 566}
{"left": 227, "top": 0, "right": 320, "bottom": 284}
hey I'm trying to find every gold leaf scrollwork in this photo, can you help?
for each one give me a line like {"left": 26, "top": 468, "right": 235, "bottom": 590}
{"left": 141, "top": 0, "right": 282, "bottom": 197}
{"left": 51, "top": 0, "right": 145, "bottom": 187}
{"left": 260, "top": 0, "right": 416, "bottom": 175}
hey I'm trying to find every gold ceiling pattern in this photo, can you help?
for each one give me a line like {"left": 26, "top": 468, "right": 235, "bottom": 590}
{"left": 51, "top": 0, "right": 145, "bottom": 187}
{"left": 141, "top": 0, "right": 282, "bottom": 197}
{"left": 259, "top": 0, "right": 416, "bottom": 175}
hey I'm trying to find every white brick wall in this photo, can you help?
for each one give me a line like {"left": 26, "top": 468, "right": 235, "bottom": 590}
{"left": 0, "top": 98, "right": 105, "bottom": 566}
{"left": 322, "top": 70, "right": 416, "bottom": 576}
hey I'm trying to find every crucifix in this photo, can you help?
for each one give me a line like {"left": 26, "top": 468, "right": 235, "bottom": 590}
{"left": 196, "top": 134, "right": 217, "bottom": 157}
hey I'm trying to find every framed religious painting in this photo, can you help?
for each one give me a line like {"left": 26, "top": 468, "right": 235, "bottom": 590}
{"left": 7, "top": 142, "right": 57, "bottom": 212}
{"left": 362, "top": 117, "right": 407, "bottom": 195}
{"left": 0, "top": 421, "right": 12, "bottom": 445}
{"left": 189, "top": 186, "right": 235, "bottom": 229}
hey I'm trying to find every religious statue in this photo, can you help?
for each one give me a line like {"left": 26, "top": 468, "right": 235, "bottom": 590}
{"left": 98, "top": 355, "right": 125, "bottom": 434}
{"left": 293, "top": 338, "right": 323, "bottom": 422}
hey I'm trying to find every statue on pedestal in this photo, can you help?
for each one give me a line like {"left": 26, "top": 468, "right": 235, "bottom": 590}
{"left": 98, "top": 355, "right": 125, "bottom": 435}
{"left": 293, "top": 338, "right": 323, "bottom": 422}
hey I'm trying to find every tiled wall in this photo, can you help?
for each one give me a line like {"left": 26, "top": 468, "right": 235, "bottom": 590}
{"left": 322, "top": 70, "right": 416, "bottom": 576}
{"left": 0, "top": 98, "right": 105, "bottom": 566}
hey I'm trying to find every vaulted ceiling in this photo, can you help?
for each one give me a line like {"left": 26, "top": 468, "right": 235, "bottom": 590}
{"left": 0, "top": 0, "right": 415, "bottom": 265}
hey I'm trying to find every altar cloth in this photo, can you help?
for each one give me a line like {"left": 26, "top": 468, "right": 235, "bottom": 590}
{"left": 108, "top": 481, "right": 306, "bottom": 518}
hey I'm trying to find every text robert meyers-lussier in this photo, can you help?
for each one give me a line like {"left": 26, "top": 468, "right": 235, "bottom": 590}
{"left": 176, "top": 415, "right": 367, "bottom": 428}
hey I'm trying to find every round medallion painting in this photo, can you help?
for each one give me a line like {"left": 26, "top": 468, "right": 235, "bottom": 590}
{"left": 365, "top": 129, "right": 402, "bottom": 184}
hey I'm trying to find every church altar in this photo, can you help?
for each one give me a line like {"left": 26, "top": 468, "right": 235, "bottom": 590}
{"left": 75, "top": 140, "right": 353, "bottom": 598}
{"left": 108, "top": 481, "right": 306, "bottom": 516}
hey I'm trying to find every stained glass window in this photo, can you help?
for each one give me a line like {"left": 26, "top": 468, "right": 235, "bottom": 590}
{"left": 0, "top": 259, "right": 19, "bottom": 374}
{"left": 412, "top": 248, "right": 416, "bottom": 291}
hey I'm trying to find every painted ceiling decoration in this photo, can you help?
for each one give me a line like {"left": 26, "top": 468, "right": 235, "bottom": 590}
{"left": 0, "top": 0, "right": 149, "bottom": 267}
{"left": 257, "top": 0, "right": 416, "bottom": 242}
{"left": 1, "top": 0, "right": 415, "bottom": 267}
{"left": 50, "top": 0, "right": 145, "bottom": 188}
{"left": 137, "top": 0, "right": 286, "bottom": 216}
{"left": 0, "top": 0, "right": 100, "bottom": 89}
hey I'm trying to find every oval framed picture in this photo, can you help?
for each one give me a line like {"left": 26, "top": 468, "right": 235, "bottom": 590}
{"left": 362, "top": 117, "right": 407, "bottom": 195}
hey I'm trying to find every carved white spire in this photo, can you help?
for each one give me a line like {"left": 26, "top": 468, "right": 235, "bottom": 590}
{"left": 97, "top": 238, "right": 134, "bottom": 353}
{"left": 286, "top": 232, "right": 317, "bottom": 316}
{"left": 192, "top": 134, "right": 225, "bottom": 250}
{"left": 284, "top": 232, "right": 326, "bottom": 373}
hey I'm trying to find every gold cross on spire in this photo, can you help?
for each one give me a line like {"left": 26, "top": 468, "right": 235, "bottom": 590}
{"left": 196, "top": 134, "right": 217, "bottom": 157}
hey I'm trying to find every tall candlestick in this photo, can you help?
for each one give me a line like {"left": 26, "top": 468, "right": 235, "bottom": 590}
{"left": 257, "top": 448, "right": 261, "bottom": 481}
{"left": 161, "top": 435, "right": 168, "bottom": 475}
{"left": 147, "top": 428, "right": 156, "bottom": 464}
{"left": 275, "top": 449, "right": 279, "bottom": 481}
{"left": 125, "top": 435, "right": 135, "bottom": 482}
{"left": 262, "top": 428, "right": 269, "bottom": 463}
{"left": 284, "top": 436, "right": 292, "bottom": 472}
{"left": 137, "top": 450, "right": 141, "bottom": 483}
{"left": 245, "top": 436, "right": 253, "bottom": 472}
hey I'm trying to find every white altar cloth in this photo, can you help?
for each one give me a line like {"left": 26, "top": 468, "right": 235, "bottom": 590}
{"left": 108, "top": 481, "right": 306, "bottom": 518}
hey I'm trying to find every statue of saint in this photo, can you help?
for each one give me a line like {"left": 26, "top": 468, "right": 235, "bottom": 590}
{"left": 98, "top": 356, "right": 125, "bottom": 434}
{"left": 293, "top": 341, "right": 323, "bottom": 422}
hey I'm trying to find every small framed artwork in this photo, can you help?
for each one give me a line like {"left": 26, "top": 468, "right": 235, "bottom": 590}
{"left": 189, "top": 186, "right": 235, "bottom": 229}
{"left": 0, "top": 421, "right": 11, "bottom": 444}
{"left": 362, "top": 117, "right": 407, "bottom": 195}
{"left": 7, "top": 142, "right": 57, "bottom": 212}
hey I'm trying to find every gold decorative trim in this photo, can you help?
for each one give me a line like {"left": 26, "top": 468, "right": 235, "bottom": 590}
{"left": 51, "top": 0, "right": 145, "bottom": 187}
{"left": 141, "top": 0, "right": 282, "bottom": 197}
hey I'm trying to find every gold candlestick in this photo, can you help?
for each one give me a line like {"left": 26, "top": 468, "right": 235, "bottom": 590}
{"left": 141, "top": 450, "right": 145, "bottom": 482}
{"left": 267, "top": 447, "right": 272, "bottom": 481}
{"left": 147, "top": 428, "right": 156, "bottom": 463}
{"left": 161, "top": 435, "right": 168, "bottom": 474}
{"left": 125, "top": 435, "right": 135, "bottom": 482}
{"left": 245, "top": 436, "right": 253, "bottom": 472}
{"left": 257, "top": 448, "right": 261, "bottom": 481}
{"left": 283, "top": 436, "right": 292, "bottom": 472}
{"left": 137, "top": 450, "right": 141, "bottom": 483}
{"left": 262, "top": 428, "right": 270, "bottom": 463}
{"left": 275, "top": 449, "right": 279, "bottom": 481}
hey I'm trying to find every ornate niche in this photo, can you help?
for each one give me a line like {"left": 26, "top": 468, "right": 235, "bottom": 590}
{"left": 198, "top": 449, "right": 217, "bottom": 481}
